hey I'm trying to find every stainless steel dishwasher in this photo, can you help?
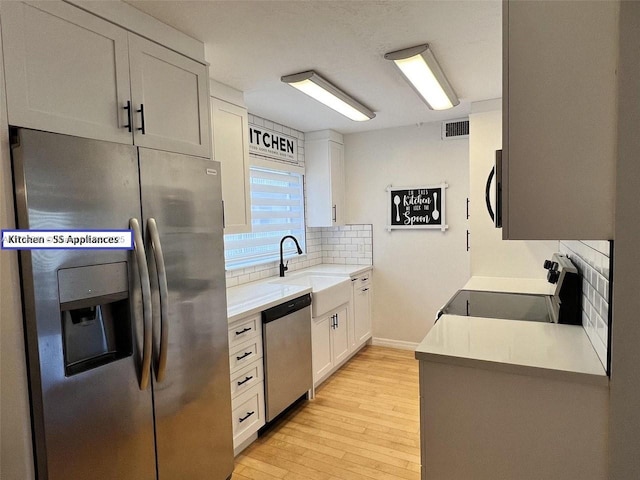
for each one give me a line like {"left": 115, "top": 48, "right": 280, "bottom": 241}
{"left": 262, "top": 294, "right": 313, "bottom": 422}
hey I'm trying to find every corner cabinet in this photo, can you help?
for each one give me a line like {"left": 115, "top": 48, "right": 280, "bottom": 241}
{"left": 305, "top": 130, "right": 346, "bottom": 227}
{"left": 502, "top": 0, "right": 618, "bottom": 240}
{"left": 210, "top": 97, "right": 252, "bottom": 234}
{"left": 311, "top": 305, "right": 349, "bottom": 386}
{"left": 1, "top": 1, "right": 210, "bottom": 158}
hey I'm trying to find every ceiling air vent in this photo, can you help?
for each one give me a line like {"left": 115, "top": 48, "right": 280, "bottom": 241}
{"left": 441, "top": 119, "right": 469, "bottom": 140}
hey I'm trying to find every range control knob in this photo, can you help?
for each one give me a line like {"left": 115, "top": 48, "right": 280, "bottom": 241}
{"left": 544, "top": 260, "right": 553, "bottom": 269}
{"left": 547, "top": 269, "right": 560, "bottom": 284}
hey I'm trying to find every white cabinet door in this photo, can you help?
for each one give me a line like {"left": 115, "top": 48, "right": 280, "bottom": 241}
{"left": 329, "top": 141, "right": 345, "bottom": 225}
{"left": 312, "top": 315, "right": 333, "bottom": 384}
{"left": 129, "top": 33, "right": 210, "bottom": 158}
{"left": 353, "top": 286, "right": 372, "bottom": 347}
{"left": 332, "top": 307, "right": 350, "bottom": 365}
{"left": 503, "top": 0, "right": 617, "bottom": 240}
{"left": 211, "top": 98, "right": 251, "bottom": 234}
{"left": 306, "top": 133, "right": 346, "bottom": 227}
{"left": 1, "top": 1, "right": 132, "bottom": 144}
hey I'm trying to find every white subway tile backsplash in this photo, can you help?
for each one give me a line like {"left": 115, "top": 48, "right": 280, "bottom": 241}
{"left": 320, "top": 224, "right": 373, "bottom": 266}
{"left": 559, "top": 240, "right": 611, "bottom": 369}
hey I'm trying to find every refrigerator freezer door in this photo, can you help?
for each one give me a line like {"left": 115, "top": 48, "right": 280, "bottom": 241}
{"left": 12, "top": 129, "right": 156, "bottom": 480}
{"left": 138, "top": 149, "right": 234, "bottom": 479}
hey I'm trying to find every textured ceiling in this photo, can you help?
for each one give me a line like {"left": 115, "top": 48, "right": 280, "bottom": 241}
{"left": 126, "top": 0, "right": 502, "bottom": 134}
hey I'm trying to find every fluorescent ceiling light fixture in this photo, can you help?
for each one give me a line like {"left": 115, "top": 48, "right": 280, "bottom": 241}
{"left": 281, "top": 71, "right": 375, "bottom": 122}
{"left": 385, "top": 44, "right": 459, "bottom": 110}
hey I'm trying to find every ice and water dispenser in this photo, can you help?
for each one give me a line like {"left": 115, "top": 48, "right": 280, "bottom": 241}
{"left": 58, "top": 262, "right": 132, "bottom": 376}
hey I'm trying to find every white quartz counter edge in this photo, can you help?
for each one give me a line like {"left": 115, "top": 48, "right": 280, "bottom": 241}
{"left": 227, "top": 284, "right": 312, "bottom": 324}
{"left": 463, "top": 276, "right": 555, "bottom": 295}
{"left": 226, "top": 264, "right": 372, "bottom": 324}
{"left": 415, "top": 315, "right": 608, "bottom": 387}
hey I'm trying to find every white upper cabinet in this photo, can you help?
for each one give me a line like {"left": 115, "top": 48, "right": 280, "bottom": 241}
{"left": 305, "top": 130, "right": 346, "bottom": 227}
{"left": 128, "top": 34, "right": 210, "bottom": 158}
{"left": 1, "top": 1, "right": 132, "bottom": 144}
{"left": 210, "top": 97, "right": 251, "bottom": 234}
{"left": 502, "top": 0, "right": 618, "bottom": 240}
{"left": 1, "top": 1, "right": 210, "bottom": 158}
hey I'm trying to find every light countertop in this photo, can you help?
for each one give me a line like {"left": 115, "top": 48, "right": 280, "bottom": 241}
{"left": 463, "top": 276, "right": 555, "bottom": 295}
{"left": 226, "top": 264, "right": 372, "bottom": 323}
{"left": 416, "top": 315, "right": 608, "bottom": 386}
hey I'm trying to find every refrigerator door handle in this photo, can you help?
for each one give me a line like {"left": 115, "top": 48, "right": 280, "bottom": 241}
{"left": 130, "top": 218, "right": 153, "bottom": 390}
{"left": 147, "top": 218, "right": 169, "bottom": 383}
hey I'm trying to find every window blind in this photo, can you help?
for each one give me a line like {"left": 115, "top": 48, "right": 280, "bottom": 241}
{"left": 224, "top": 166, "right": 306, "bottom": 269}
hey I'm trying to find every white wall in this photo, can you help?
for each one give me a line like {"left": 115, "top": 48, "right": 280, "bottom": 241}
{"left": 469, "top": 101, "right": 558, "bottom": 278}
{"left": 344, "top": 122, "right": 470, "bottom": 345}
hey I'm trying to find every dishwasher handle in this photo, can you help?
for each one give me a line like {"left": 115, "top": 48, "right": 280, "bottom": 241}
{"left": 262, "top": 294, "right": 312, "bottom": 323}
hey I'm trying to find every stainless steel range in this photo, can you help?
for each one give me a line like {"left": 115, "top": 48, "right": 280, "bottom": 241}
{"left": 437, "top": 253, "right": 581, "bottom": 324}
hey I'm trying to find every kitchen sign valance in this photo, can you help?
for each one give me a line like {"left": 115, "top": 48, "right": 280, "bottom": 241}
{"left": 249, "top": 124, "right": 298, "bottom": 163}
{"left": 386, "top": 183, "right": 449, "bottom": 231}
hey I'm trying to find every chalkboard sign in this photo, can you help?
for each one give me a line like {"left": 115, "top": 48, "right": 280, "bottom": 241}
{"left": 386, "top": 183, "right": 448, "bottom": 231}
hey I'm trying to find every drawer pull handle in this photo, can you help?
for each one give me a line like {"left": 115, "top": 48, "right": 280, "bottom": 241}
{"left": 351, "top": 278, "right": 357, "bottom": 282}
{"left": 362, "top": 288, "right": 369, "bottom": 292}
{"left": 239, "top": 411, "right": 255, "bottom": 423}
{"left": 235, "top": 327, "right": 252, "bottom": 335}
{"left": 237, "top": 375, "right": 253, "bottom": 386}
{"left": 236, "top": 351, "right": 252, "bottom": 361}
{"left": 361, "top": 277, "right": 369, "bottom": 282}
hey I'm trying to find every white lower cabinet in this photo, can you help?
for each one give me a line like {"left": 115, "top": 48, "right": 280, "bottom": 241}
{"left": 228, "top": 314, "right": 265, "bottom": 455}
{"left": 231, "top": 384, "right": 265, "bottom": 450}
{"left": 351, "top": 271, "right": 372, "bottom": 349}
{"left": 311, "top": 315, "right": 333, "bottom": 381}
{"left": 312, "top": 305, "right": 349, "bottom": 386}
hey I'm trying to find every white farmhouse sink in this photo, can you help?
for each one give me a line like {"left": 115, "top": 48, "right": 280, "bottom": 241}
{"left": 271, "top": 274, "right": 351, "bottom": 317}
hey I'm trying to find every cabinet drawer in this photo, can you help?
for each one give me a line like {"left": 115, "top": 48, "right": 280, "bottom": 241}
{"left": 228, "top": 314, "right": 261, "bottom": 349}
{"left": 230, "top": 361, "right": 264, "bottom": 399}
{"left": 352, "top": 271, "right": 372, "bottom": 287}
{"left": 229, "top": 337, "right": 263, "bottom": 373}
{"left": 231, "top": 382, "right": 265, "bottom": 443}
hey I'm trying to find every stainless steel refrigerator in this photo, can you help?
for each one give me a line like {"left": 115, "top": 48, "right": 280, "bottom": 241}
{"left": 11, "top": 128, "right": 234, "bottom": 480}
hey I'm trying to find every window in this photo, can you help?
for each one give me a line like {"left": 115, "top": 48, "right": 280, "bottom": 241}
{"left": 224, "top": 166, "right": 305, "bottom": 269}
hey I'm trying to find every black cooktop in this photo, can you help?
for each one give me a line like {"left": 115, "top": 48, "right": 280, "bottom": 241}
{"left": 441, "top": 290, "right": 552, "bottom": 322}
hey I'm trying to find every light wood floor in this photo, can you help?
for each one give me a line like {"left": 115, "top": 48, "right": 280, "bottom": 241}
{"left": 231, "top": 345, "right": 420, "bottom": 480}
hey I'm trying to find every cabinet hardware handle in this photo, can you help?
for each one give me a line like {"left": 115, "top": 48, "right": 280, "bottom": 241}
{"left": 123, "top": 101, "right": 132, "bottom": 132}
{"left": 351, "top": 278, "right": 357, "bottom": 282}
{"left": 332, "top": 205, "right": 337, "bottom": 222}
{"left": 466, "top": 230, "right": 470, "bottom": 252}
{"left": 237, "top": 375, "right": 253, "bottom": 386}
{"left": 361, "top": 277, "right": 368, "bottom": 282}
{"left": 239, "top": 411, "right": 255, "bottom": 423}
{"left": 466, "top": 197, "right": 470, "bottom": 220}
{"left": 236, "top": 351, "right": 252, "bottom": 361}
{"left": 362, "top": 288, "right": 369, "bottom": 292}
{"left": 137, "top": 104, "right": 146, "bottom": 135}
{"left": 335, "top": 314, "right": 339, "bottom": 328}
{"left": 235, "top": 327, "right": 251, "bottom": 335}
